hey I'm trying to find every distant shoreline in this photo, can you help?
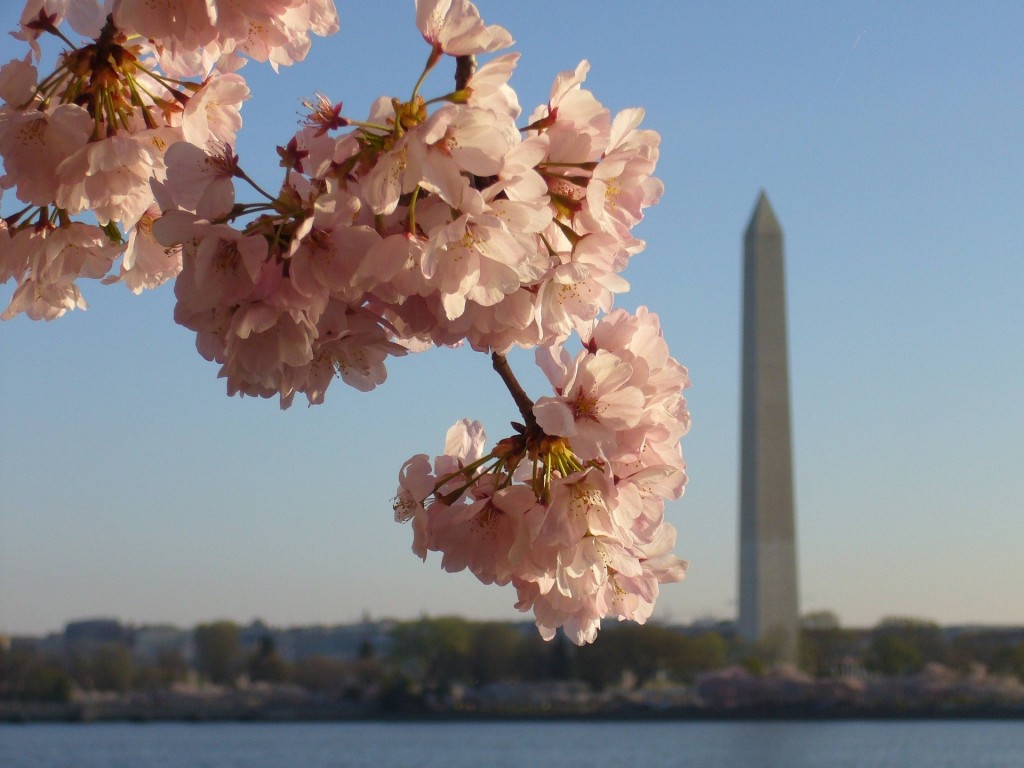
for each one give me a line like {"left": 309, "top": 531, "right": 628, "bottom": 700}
{"left": 4, "top": 701, "right": 1023, "bottom": 724}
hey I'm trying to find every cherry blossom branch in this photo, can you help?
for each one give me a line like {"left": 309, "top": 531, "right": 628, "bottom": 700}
{"left": 454, "top": 54, "right": 476, "bottom": 91}
{"left": 0, "top": 0, "right": 690, "bottom": 649}
{"left": 491, "top": 351, "right": 537, "bottom": 433}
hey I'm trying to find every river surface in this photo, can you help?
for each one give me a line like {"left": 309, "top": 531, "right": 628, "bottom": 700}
{"left": 2, "top": 720, "right": 1023, "bottom": 768}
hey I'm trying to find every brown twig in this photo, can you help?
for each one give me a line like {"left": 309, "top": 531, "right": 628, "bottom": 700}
{"left": 455, "top": 55, "right": 476, "bottom": 91}
{"left": 491, "top": 351, "right": 538, "bottom": 433}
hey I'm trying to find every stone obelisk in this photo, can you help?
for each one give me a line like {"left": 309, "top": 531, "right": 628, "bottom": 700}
{"left": 738, "top": 191, "right": 799, "bottom": 664}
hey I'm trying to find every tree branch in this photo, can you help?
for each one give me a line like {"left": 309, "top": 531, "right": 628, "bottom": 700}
{"left": 455, "top": 55, "right": 476, "bottom": 91}
{"left": 491, "top": 351, "right": 537, "bottom": 433}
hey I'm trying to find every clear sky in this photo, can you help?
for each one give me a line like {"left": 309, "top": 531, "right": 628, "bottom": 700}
{"left": 2, "top": 1, "right": 1022, "bottom": 636}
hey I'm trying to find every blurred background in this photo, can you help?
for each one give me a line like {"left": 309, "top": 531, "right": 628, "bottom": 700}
{"left": 1, "top": 0, "right": 1022, "bottom": 638}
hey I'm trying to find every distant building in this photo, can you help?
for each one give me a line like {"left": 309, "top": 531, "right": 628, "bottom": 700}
{"left": 64, "top": 618, "right": 132, "bottom": 653}
{"left": 241, "top": 620, "right": 395, "bottom": 663}
{"left": 132, "top": 625, "right": 192, "bottom": 664}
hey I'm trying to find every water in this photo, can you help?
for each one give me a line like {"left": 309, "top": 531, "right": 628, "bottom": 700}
{"left": 2, "top": 720, "right": 1023, "bottom": 768}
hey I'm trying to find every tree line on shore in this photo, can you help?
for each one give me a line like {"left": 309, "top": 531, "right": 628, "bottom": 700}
{"left": 3, "top": 615, "right": 1024, "bottom": 704}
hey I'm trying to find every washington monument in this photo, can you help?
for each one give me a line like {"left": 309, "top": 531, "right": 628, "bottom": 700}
{"left": 738, "top": 191, "right": 799, "bottom": 664}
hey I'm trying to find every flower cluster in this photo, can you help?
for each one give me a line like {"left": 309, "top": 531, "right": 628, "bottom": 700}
{"left": 1, "top": 0, "right": 661, "bottom": 404}
{"left": 0, "top": 0, "right": 336, "bottom": 318}
{"left": 15, "top": 0, "right": 339, "bottom": 76}
{"left": 116, "top": 0, "right": 660, "bottom": 406}
{"left": 396, "top": 307, "right": 690, "bottom": 645}
{"left": 2, "top": 0, "right": 692, "bottom": 645}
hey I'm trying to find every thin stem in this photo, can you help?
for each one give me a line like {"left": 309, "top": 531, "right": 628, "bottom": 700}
{"left": 537, "top": 161, "right": 598, "bottom": 171}
{"left": 125, "top": 75, "right": 158, "bottom": 129}
{"left": 101, "top": 88, "right": 120, "bottom": 134}
{"left": 539, "top": 232, "right": 559, "bottom": 259}
{"left": 32, "top": 65, "right": 70, "bottom": 106}
{"left": 491, "top": 352, "right": 537, "bottom": 432}
{"left": 423, "top": 92, "right": 463, "bottom": 107}
{"left": 406, "top": 185, "right": 421, "bottom": 235}
{"left": 128, "top": 71, "right": 165, "bottom": 106}
{"left": 349, "top": 119, "right": 392, "bottom": 134}
{"left": 62, "top": 74, "right": 85, "bottom": 107}
{"left": 42, "top": 21, "right": 77, "bottom": 49}
{"left": 143, "top": 68, "right": 200, "bottom": 92}
{"left": 4, "top": 204, "right": 35, "bottom": 228}
{"left": 233, "top": 167, "right": 278, "bottom": 203}
{"left": 433, "top": 453, "right": 503, "bottom": 505}
{"left": 552, "top": 217, "right": 581, "bottom": 246}
{"left": 410, "top": 46, "right": 442, "bottom": 103}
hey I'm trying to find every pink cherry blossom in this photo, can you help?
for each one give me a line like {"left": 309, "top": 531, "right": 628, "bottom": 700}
{"left": 530, "top": 60, "right": 611, "bottom": 150}
{"left": 180, "top": 73, "right": 250, "bottom": 147}
{"left": 16, "top": 0, "right": 108, "bottom": 53}
{"left": 539, "top": 467, "right": 617, "bottom": 548}
{"left": 442, "top": 417, "right": 488, "bottom": 462}
{"left": 2, "top": 222, "right": 121, "bottom": 320}
{"left": 517, "top": 582, "right": 602, "bottom": 645}
{"left": 359, "top": 130, "right": 420, "bottom": 217}
{"left": 436, "top": 285, "right": 539, "bottom": 354}
{"left": 533, "top": 349, "right": 645, "bottom": 461}
{"left": 56, "top": 128, "right": 178, "bottom": 226}
{"left": 415, "top": 0, "right": 513, "bottom": 56}
{"left": 421, "top": 104, "right": 518, "bottom": 179}
{"left": 579, "top": 108, "right": 663, "bottom": 240}
{"left": 0, "top": 220, "right": 21, "bottom": 285}
{"left": 0, "top": 58, "right": 37, "bottom": 107}
{"left": 638, "top": 522, "right": 689, "bottom": 584}
{"left": 0, "top": 103, "right": 93, "bottom": 207}
{"left": 112, "top": 0, "right": 217, "bottom": 48}
{"left": 534, "top": 232, "right": 630, "bottom": 342}
{"left": 490, "top": 134, "right": 548, "bottom": 204}
{"left": 115, "top": 0, "right": 339, "bottom": 77}
{"left": 394, "top": 454, "right": 434, "bottom": 523}
{"left": 463, "top": 52, "right": 521, "bottom": 117}
{"left": 394, "top": 453, "right": 437, "bottom": 559}
{"left": 421, "top": 211, "right": 529, "bottom": 320}
{"left": 163, "top": 141, "right": 237, "bottom": 219}
{"left": 111, "top": 206, "right": 183, "bottom": 293}
{"left": 589, "top": 306, "right": 692, "bottom": 436}
{"left": 432, "top": 481, "right": 534, "bottom": 585}
{"left": 305, "top": 302, "right": 406, "bottom": 396}
{"left": 156, "top": 213, "right": 267, "bottom": 312}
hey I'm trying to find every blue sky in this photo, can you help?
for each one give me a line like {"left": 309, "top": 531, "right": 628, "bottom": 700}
{"left": 2, "top": 1, "right": 1022, "bottom": 635}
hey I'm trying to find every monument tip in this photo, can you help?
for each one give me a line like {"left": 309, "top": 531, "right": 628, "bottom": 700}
{"left": 746, "top": 190, "right": 782, "bottom": 238}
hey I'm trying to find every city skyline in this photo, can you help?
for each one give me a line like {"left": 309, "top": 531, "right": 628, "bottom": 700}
{"left": 2, "top": 1, "right": 1022, "bottom": 636}
{"left": 16, "top": 610, "right": 1024, "bottom": 643}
